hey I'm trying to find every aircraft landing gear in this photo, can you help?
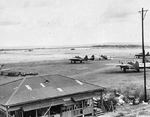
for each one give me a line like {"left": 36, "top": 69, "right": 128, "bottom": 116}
{"left": 123, "top": 68, "right": 126, "bottom": 72}
{"left": 137, "top": 69, "right": 140, "bottom": 72}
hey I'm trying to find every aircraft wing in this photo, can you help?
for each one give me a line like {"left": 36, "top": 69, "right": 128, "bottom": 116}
{"left": 106, "top": 63, "right": 132, "bottom": 67}
{"left": 116, "top": 64, "right": 134, "bottom": 69}
{"left": 69, "top": 58, "right": 83, "bottom": 61}
{"left": 106, "top": 62, "right": 137, "bottom": 68}
{"left": 139, "top": 63, "right": 150, "bottom": 69}
{"left": 0, "top": 68, "right": 10, "bottom": 71}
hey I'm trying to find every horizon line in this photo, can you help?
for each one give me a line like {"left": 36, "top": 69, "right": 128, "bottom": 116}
{"left": 0, "top": 42, "right": 150, "bottom": 50}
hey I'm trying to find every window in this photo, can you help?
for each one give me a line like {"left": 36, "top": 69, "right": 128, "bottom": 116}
{"left": 75, "top": 80, "right": 83, "bottom": 85}
{"left": 37, "top": 107, "right": 49, "bottom": 117}
{"left": 83, "top": 99, "right": 92, "bottom": 108}
{"left": 25, "top": 85, "right": 32, "bottom": 91}
{"left": 40, "top": 83, "right": 46, "bottom": 88}
{"left": 73, "top": 109, "right": 83, "bottom": 116}
{"left": 57, "top": 88, "right": 63, "bottom": 92}
{"left": 74, "top": 101, "right": 82, "bottom": 109}
{"left": 84, "top": 113, "right": 92, "bottom": 117}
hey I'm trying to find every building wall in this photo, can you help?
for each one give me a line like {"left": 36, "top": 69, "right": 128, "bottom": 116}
{"left": 61, "top": 98, "right": 93, "bottom": 117}
{"left": 9, "top": 98, "right": 103, "bottom": 117}
{"left": 8, "top": 91, "right": 103, "bottom": 117}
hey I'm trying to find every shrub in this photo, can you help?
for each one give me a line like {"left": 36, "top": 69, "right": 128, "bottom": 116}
{"left": 116, "top": 84, "right": 150, "bottom": 103}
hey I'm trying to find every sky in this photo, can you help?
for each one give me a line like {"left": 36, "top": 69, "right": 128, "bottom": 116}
{"left": 1, "top": 0, "right": 150, "bottom": 47}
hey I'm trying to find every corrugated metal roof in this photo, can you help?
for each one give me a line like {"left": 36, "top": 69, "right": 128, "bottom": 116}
{"left": 0, "top": 79, "right": 22, "bottom": 105}
{"left": 0, "top": 74, "right": 104, "bottom": 106}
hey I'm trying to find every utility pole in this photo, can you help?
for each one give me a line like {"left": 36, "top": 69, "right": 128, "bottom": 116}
{"left": 139, "top": 8, "right": 148, "bottom": 102}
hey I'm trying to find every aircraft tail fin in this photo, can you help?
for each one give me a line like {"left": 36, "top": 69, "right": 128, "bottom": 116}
{"left": 0, "top": 64, "right": 4, "bottom": 70}
{"left": 133, "top": 61, "right": 139, "bottom": 71}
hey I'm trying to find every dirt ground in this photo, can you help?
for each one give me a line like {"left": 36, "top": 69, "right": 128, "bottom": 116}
{"left": 1, "top": 58, "right": 150, "bottom": 89}
{"left": 1, "top": 58, "right": 150, "bottom": 116}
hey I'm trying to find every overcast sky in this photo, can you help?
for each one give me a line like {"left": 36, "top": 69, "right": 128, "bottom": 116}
{"left": 1, "top": 0, "right": 150, "bottom": 47}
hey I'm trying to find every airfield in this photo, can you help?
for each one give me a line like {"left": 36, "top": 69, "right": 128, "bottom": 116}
{"left": 1, "top": 54, "right": 150, "bottom": 116}
{"left": 1, "top": 57, "right": 150, "bottom": 91}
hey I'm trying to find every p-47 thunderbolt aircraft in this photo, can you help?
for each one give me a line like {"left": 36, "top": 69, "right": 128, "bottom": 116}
{"left": 135, "top": 52, "right": 150, "bottom": 59}
{"left": 116, "top": 61, "right": 150, "bottom": 72}
{"left": 69, "top": 56, "right": 88, "bottom": 63}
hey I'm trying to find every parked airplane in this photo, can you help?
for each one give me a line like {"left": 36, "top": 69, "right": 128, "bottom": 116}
{"left": 116, "top": 61, "right": 150, "bottom": 72}
{"left": 99, "top": 55, "right": 112, "bottom": 60}
{"left": 69, "top": 55, "right": 95, "bottom": 63}
{"left": 69, "top": 56, "right": 87, "bottom": 63}
{"left": 135, "top": 52, "right": 150, "bottom": 59}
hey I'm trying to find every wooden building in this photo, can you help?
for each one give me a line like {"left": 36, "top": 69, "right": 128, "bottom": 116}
{"left": 0, "top": 74, "right": 105, "bottom": 117}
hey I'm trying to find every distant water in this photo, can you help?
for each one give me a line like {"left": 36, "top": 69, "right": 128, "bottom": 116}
{"left": 0, "top": 47, "right": 149, "bottom": 64}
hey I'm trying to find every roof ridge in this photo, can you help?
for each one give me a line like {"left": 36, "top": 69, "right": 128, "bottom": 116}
{"left": 5, "top": 77, "right": 27, "bottom": 105}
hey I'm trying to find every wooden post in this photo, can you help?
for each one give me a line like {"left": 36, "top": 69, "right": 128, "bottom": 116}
{"left": 21, "top": 110, "right": 24, "bottom": 117}
{"left": 6, "top": 106, "right": 9, "bottom": 117}
{"left": 141, "top": 8, "right": 147, "bottom": 102}
{"left": 36, "top": 109, "right": 38, "bottom": 117}
{"left": 92, "top": 97, "right": 94, "bottom": 117}
{"left": 100, "top": 91, "right": 105, "bottom": 112}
